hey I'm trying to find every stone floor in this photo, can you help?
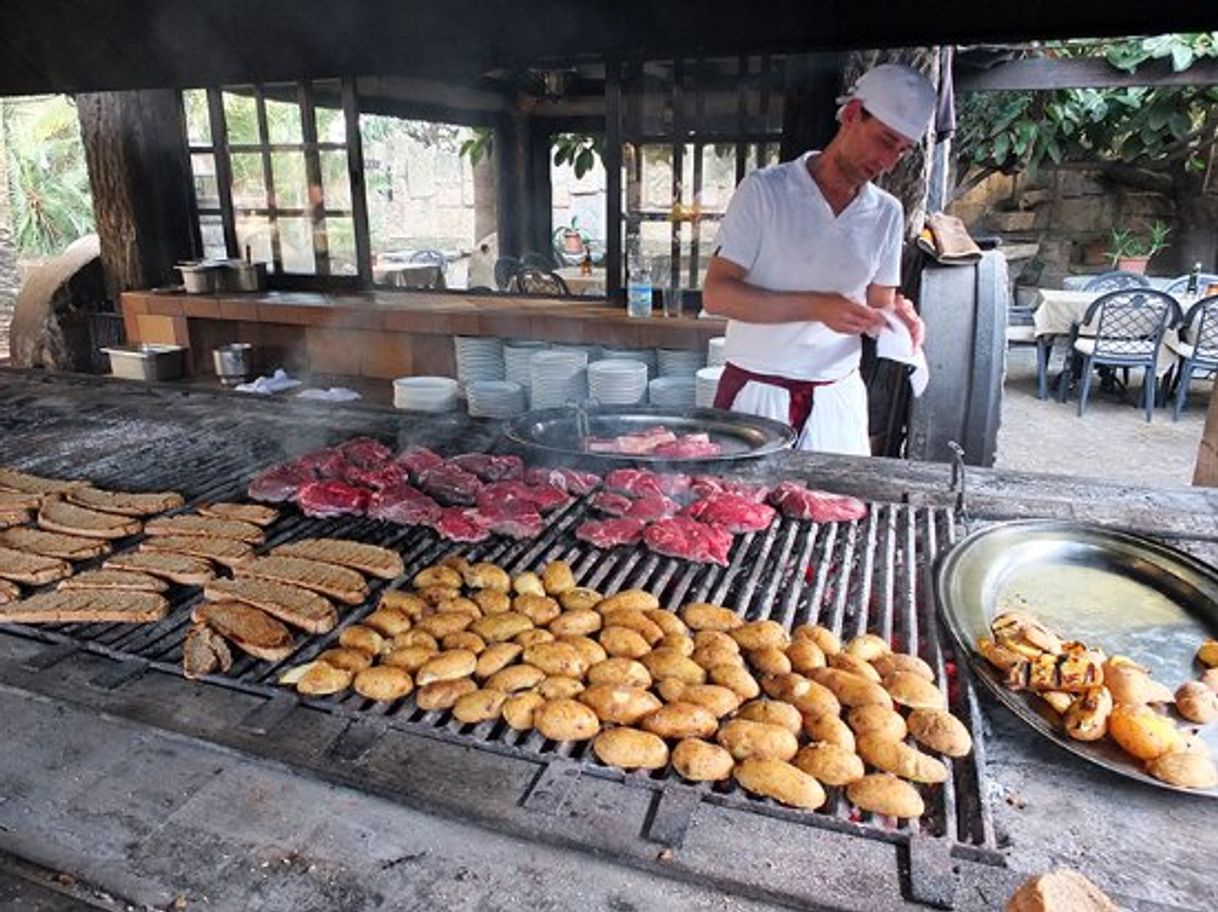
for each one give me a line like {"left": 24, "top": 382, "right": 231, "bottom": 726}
{"left": 995, "top": 344, "right": 1209, "bottom": 487}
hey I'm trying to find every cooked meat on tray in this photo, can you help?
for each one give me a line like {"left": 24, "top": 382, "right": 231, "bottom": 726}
{"left": 234, "top": 555, "right": 369, "bottom": 605}
{"left": 0, "top": 467, "right": 90, "bottom": 496}
{"left": 681, "top": 493, "right": 776, "bottom": 534}
{"left": 643, "top": 516, "right": 734, "bottom": 566}
{"left": 575, "top": 517, "right": 647, "bottom": 548}
{"left": 196, "top": 502, "right": 280, "bottom": 527}
{"left": 270, "top": 538, "right": 404, "bottom": 580}
{"left": 192, "top": 600, "right": 295, "bottom": 662}
{"left": 58, "top": 569, "right": 168, "bottom": 593}
{"left": 38, "top": 499, "right": 143, "bottom": 540}
{"left": 0, "top": 545, "right": 73, "bottom": 585}
{"left": 104, "top": 551, "right": 216, "bottom": 586}
{"left": 768, "top": 482, "right": 867, "bottom": 523}
{"left": 65, "top": 487, "right": 185, "bottom": 517}
{"left": 0, "top": 491, "right": 44, "bottom": 512}
{"left": 144, "top": 514, "right": 265, "bottom": 544}
{"left": 204, "top": 576, "right": 338, "bottom": 634}
{"left": 140, "top": 534, "right": 254, "bottom": 567}
{"left": 0, "top": 578, "right": 20, "bottom": 603}
{"left": 0, "top": 526, "right": 110, "bottom": 560}
{"left": 0, "top": 509, "right": 29, "bottom": 529}
{"left": 585, "top": 427, "right": 722, "bottom": 458}
{"left": 182, "top": 624, "right": 233, "bottom": 680}
{"left": 0, "top": 589, "right": 169, "bottom": 624}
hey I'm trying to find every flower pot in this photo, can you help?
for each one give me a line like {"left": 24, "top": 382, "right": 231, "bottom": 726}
{"left": 1116, "top": 256, "right": 1149, "bottom": 275}
{"left": 561, "top": 230, "right": 585, "bottom": 254}
{"left": 1081, "top": 240, "right": 1108, "bottom": 267}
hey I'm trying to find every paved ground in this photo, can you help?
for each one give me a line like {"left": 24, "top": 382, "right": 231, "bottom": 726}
{"left": 995, "top": 345, "right": 1209, "bottom": 487}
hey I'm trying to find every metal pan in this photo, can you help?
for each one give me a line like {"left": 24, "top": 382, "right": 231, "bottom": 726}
{"left": 502, "top": 405, "right": 795, "bottom": 463}
{"left": 935, "top": 519, "right": 1218, "bottom": 796}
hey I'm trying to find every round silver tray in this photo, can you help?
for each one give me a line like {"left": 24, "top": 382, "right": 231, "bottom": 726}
{"left": 502, "top": 405, "right": 795, "bottom": 463}
{"left": 935, "top": 519, "right": 1218, "bottom": 796}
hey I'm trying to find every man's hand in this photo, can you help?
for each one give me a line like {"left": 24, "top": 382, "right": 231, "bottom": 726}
{"left": 815, "top": 294, "right": 888, "bottom": 336}
{"left": 893, "top": 293, "right": 925, "bottom": 349}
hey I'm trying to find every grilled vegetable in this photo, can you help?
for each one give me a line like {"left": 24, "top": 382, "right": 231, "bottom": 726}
{"left": 1063, "top": 686, "right": 1113, "bottom": 742}
{"left": 1006, "top": 644, "right": 1103, "bottom": 694}
{"left": 991, "top": 609, "right": 1063, "bottom": 657}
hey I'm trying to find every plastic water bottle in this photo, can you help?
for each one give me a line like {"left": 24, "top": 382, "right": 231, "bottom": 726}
{"left": 627, "top": 257, "right": 653, "bottom": 319}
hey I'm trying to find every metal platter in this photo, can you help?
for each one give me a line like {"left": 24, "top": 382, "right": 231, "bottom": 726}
{"left": 935, "top": 519, "right": 1218, "bottom": 796}
{"left": 502, "top": 405, "right": 796, "bottom": 463}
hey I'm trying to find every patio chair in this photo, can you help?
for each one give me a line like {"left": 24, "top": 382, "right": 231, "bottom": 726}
{"left": 1082, "top": 271, "right": 1151, "bottom": 293}
{"left": 1068, "top": 288, "right": 1180, "bottom": 421}
{"left": 1170, "top": 294, "right": 1218, "bottom": 421}
{"left": 1163, "top": 273, "right": 1218, "bottom": 296}
{"left": 522, "top": 250, "right": 559, "bottom": 270}
{"left": 494, "top": 256, "right": 523, "bottom": 291}
{"left": 510, "top": 267, "right": 571, "bottom": 296}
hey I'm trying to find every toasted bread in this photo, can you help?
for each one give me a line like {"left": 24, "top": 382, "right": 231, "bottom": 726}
{"left": 192, "top": 600, "right": 295, "bottom": 662}
{"left": 270, "top": 538, "right": 404, "bottom": 580}
{"left": 235, "top": 555, "right": 369, "bottom": 605}
{"left": 104, "top": 551, "right": 215, "bottom": 586}
{"left": 0, "top": 509, "right": 29, "bottom": 529}
{"left": 0, "top": 545, "right": 73, "bottom": 585}
{"left": 0, "top": 491, "right": 43, "bottom": 512}
{"left": 0, "top": 526, "right": 110, "bottom": 560}
{"left": 0, "top": 578, "right": 19, "bottom": 604}
{"left": 182, "top": 623, "right": 234, "bottom": 680}
{"left": 140, "top": 535, "right": 253, "bottom": 567}
{"left": 204, "top": 576, "right": 337, "bottom": 634}
{"left": 58, "top": 569, "right": 168, "bottom": 593}
{"left": 0, "top": 468, "right": 89, "bottom": 496}
{"left": 38, "top": 499, "right": 143, "bottom": 540}
{"left": 66, "top": 487, "right": 185, "bottom": 517}
{"left": 0, "top": 589, "right": 168, "bottom": 624}
{"left": 145, "top": 514, "right": 264, "bottom": 544}
{"left": 197, "top": 502, "right": 279, "bottom": 527}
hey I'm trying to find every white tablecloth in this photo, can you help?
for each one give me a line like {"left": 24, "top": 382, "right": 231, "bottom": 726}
{"left": 555, "top": 266, "right": 606, "bottom": 296}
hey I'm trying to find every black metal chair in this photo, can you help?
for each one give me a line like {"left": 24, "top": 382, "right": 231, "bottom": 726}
{"left": 1065, "top": 288, "right": 1180, "bottom": 421}
{"left": 509, "top": 267, "right": 571, "bottom": 296}
{"left": 494, "top": 256, "right": 522, "bottom": 291}
{"left": 1082, "top": 271, "right": 1151, "bottom": 293}
{"left": 1170, "top": 294, "right": 1218, "bottom": 420}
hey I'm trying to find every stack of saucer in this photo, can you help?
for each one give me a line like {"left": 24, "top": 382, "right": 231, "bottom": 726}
{"left": 600, "top": 347, "right": 657, "bottom": 379}
{"left": 466, "top": 380, "right": 527, "bottom": 418}
{"left": 648, "top": 376, "right": 697, "bottom": 409}
{"left": 393, "top": 376, "right": 460, "bottom": 412}
{"left": 587, "top": 359, "right": 649, "bottom": 405}
{"left": 454, "top": 336, "right": 505, "bottom": 387}
{"left": 695, "top": 366, "right": 724, "bottom": 407}
{"left": 530, "top": 349, "right": 589, "bottom": 409}
{"left": 707, "top": 336, "right": 726, "bottom": 367}
{"left": 657, "top": 348, "right": 707, "bottom": 378}
{"left": 504, "top": 341, "right": 549, "bottom": 389}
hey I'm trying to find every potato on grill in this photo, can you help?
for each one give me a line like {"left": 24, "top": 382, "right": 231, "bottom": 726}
{"left": 537, "top": 675, "right": 585, "bottom": 699}
{"left": 795, "top": 743, "right": 865, "bottom": 787}
{"left": 599, "top": 625, "right": 652, "bottom": 659}
{"left": 534, "top": 698, "right": 600, "bottom": 741}
{"left": 559, "top": 587, "right": 603, "bottom": 612}
{"left": 667, "top": 683, "right": 740, "bottom": 718}
{"left": 791, "top": 623, "right": 840, "bottom": 656}
{"left": 802, "top": 712, "right": 856, "bottom": 753}
{"left": 548, "top": 608, "right": 602, "bottom": 637}
{"left": 856, "top": 734, "right": 948, "bottom": 784}
{"left": 586, "top": 657, "right": 652, "bottom": 689}
{"left": 906, "top": 710, "right": 974, "bottom": 758}
{"left": 640, "top": 701, "right": 717, "bottom": 739}
{"left": 502, "top": 691, "right": 546, "bottom": 730}
{"left": 523, "top": 641, "right": 588, "bottom": 678}
{"left": 414, "top": 565, "right": 463, "bottom": 590}
{"left": 828, "top": 652, "right": 881, "bottom": 682}
{"left": 593, "top": 727, "right": 669, "bottom": 771}
{"left": 561, "top": 635, "right": 606, "bottom": 668}
{"left": 598, "top": 590, "right": 660, "bottom": 613}
{"left": 452, "top": 688, "right": 508, "bottom": 724}
{"left": 541, "top": 560, "right": 576, "bottom": 596}
{"left": 354, "top": 666, "right": 413, "bottom": 702}
{"left": 786, "top": 639, "right": 827, "bottom": 674}
{"left": 844, "top": 633, "right": 890, "bottom": 662}
{"left": 475, "top": 642, "right": 522, "bottom": 679}
{"left": 736, "top": 699, "right": 802, "bottom": 735}
{"left": 716, "top": 718, "right": 799, "bottom": 762}
{"left": 338, "top": 625, "right": 385, "bottom": 657}
{"left": 416, "top": 649, "right": 478, "bottom": 685}
{"left": 730, "top": 619, "right": 789, "bottom": 651}
{"left": 462, "top": 561, "right": 510, "bottom": 592}
{"left": 600, "top": 607, "right": 664, "bottom": 645}
{"left": 846, "top": 773, "right": 925, "bottom": 819}
{"left": 733, "top": 757, "right": 825, "bottom": 810}
{"left": 417, "top": 677, "right": 477, "bottom": 711}
{"left": 672, "top": 738, "right": 734, "bottom": 782}
{"left": 679, "top": 602, "right": 742, "bottom": 632}
{"left": 641, "top": 648, "right": 706, "bottom": 686}
{"left": 847, "top": 705, "right": 908, "bottom": 741}
{"left": 293, "top": 661, "right": 354, "bottom": 696}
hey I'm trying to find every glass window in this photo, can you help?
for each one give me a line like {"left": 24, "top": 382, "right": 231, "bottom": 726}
{"left": 263, "top": 87, "right": 302, "bottom": 144}
{"left": 271, "top": 151, "right": 309, "bottom": 210}
{"left": 190, "top": 153, "right": 220, "bottom": 210}
{"left": 550, "top": 132, "right": 606, "bottom": 294}
{"left": 278, "top": 218, "right": 316, "bottom": 273}
{"left": 199, "top": 214, "right": 227, "bottom": 260}
{"left": 222, "top": 88, "right": 259, "bottom": 145}
{"left": 235, "top": 215, "right": 275, "bottom": 268}
{"left": 230, "top": 152, "right": 266, "bottom": 211}
{"left": 319, "top": 150, "right": 352, "bottom": 210}
{"left": 182, "top": 89, "right": 211, "bottom": 145}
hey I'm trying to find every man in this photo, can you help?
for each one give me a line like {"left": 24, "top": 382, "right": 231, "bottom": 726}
{"left": 703, "top": 63, "right": 935, "bottom": 454}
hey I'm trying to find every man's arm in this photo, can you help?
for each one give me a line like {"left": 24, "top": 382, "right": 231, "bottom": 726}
{"left": 703, "top": 256, "right": 886, "bottom": 335}
{"left": 866, "top": 283, "right": 925, "bottom": 349}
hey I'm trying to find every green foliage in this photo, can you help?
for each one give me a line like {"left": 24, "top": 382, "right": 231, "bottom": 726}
{"left": 459, "top": 126, "right": 495, "bottom": 168}
{"left": 1105, "top": 220, "right": 1171, "bottom": 262}
{"left": 552, "top": 133, "right": 603, "bottom": 179}
{"left": 2, "top": 95, "right": 95, "bottom": 257}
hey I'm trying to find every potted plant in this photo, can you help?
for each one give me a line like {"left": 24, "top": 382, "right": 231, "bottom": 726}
{"left": 1105, "top": 221, "right": 1171, "bottom": 274}
{"left": 553, "top": 216, "right": 591, "bottom": 259}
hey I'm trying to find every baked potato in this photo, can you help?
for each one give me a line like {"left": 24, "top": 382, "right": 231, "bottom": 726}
{"left": 580, "top": 683, "right": 662, "bottom": 724}
{"left": 709, "top": 663, "right": 761, "bottom": 700}
{"left": 641, "top": 701, "right": 718, "bottom": 739}
{"left": 846, "top": 705, "right": 908, "bottom": 741}
{"left": 791, "top": 623, "right": 840, "bottom": 656}
{"left": 906, "top": 709, "right": 973, "bottom": 758}
{"left": 599, "top": 625, "right": 652, "bottom": 659}
{"left": 523, "top": 641, "right": 588, "bottom": 678}
{"left": 641, "top": 648, "right": 707, "bottom": 685}
{"left": 541, "top": 560, "right": 576, "bottom": 595}
{"left": 417, "top": 610, "right": 476, "bottom": 639}
{"left": 484, "top": 663, "right": 546, "bottom": 693}
{"left": 514, "top": 593, "right": 562, "bottom": 626}
{"left": 802, "top": 712, "right": 856, "bottom": 752}
{"left": 382, "top": 644, "right": 438, "bottom": 674}
{"left": 733, "top": 757, "right": 825, "bottom": 810}
{"left": 794, "top": 743, "right": 865, "bottom": 787}
{"left": 536, "top": 675, "right": 585, "bottom": 700}
{"left": 600, "top": 607, "right": 664, "bottom": 645}
{"left": 856, "top": 734, "right": 948, "bottom": 783}
{"left": 731, "top": 619, "right": 789, "bottom": 651}
{"left": 672, "top": 738, "right": 735, "bottom": 782}
{"left": 748, "top": 647, "right": 793, "bottom": 677}
{"left": 317, "top": 647, "right": 373, "bottom": 674}
{"left": 671, "top": 683, "right": 741, "bottom": 718}
{"left": 844, "top": 633, "right": 890, "bottom": 662}
{"left": 809, "top": 667, "right": 894, "bottom": 709}
{"left": 871, "top": 652, "right": 935, "bottom": 682}
{"left": 846, "top": 773, "right": 925, "bottom": 818}
{"left": 593, "top": 727, "right": 670, "bottom": 770}
{"left": 362, "top": 607, "right": 413, "bottom": 637}
{"left": 413, "top": 565, "right": 463, "bottom": 590}
{"left": 339, "top": 624, "right": 386, "bottom": 657}
{"left": 514, "top": 629, "right": 555, "bottom": 647}
{"left": 353, "top": 665, "right": 413, "bottom": 702}
{"left": 512, "top": 571, "right": 546, "bottom": 597}
{"left": 502, "top": 691, "right": 545, "bottom": 730}
{"left": 471, "top": 611, "right": 534, "bottom": 643}
{"left": 452, "top": 687, "right": 508, "bottom": 723}
{"left": 736, "top": 699, "right": 803, "bottom": 735}
{"left": 586, "top": 657, "right": 652, "bottom": 688}
{"left": 560, "top": 634, "right": 607, "bottom": 668}
{"left": 441, "top": 631, "right": 486, "bottom": 655}
{"left": 559, "top": 587, "right": 603, "bottom": 612}
{"left": 1108, "top": 703, "right": 1183, "bottom": 761}
{"left": 597, "top": 589, "right": 660, "bottom": 613}
{"left": 786, "top": 640, "right": 827, "bottom": 674}
{"left": 474, "top": 642, "right": 523, "bottom": 679}
{"left": 883, "top": 671, "right": 947, "bottom": 711}
{"left": 461, "top": 561, "right": 511, "bottom": 592}
{"left": 416, "top": 677, "right": 477, "bottom": 711}
{"left": 533, "top": 698, "right": 600, "bottom": 741}
{"left": 645, "top": 608, "right": 689, "bottom": 638}
{"left": 294, "top": 660, "right": 353, "bottom": 696}
{"left": 378, "top": 590, "right": 428, "bottom": 620}
{"left": 716, "top": 718, "right": 800, "bottom": 762}
{"left": 548, "top": 608, "right": 603, "bottom": 638}
{"left": 658, "top": 633, "right": 695, "bottom": 657}
{"left": 416, "top": 649, "right": 478, "bottom": 686}
{"left": 828, "top": 652, "right": 882, "bottom": 682}
{"left": 680, "top": 602, "right": 743, "bottom": 632}
{"left": 474, "top": 589, "right": 512, "bottom": 614}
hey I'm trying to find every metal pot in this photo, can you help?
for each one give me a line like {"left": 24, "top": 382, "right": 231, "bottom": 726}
{"left": 213, "top": 343, "right": 254, "bottom": 386}
{"left": 178, "top": 262, "right": 219, "bottom": 294}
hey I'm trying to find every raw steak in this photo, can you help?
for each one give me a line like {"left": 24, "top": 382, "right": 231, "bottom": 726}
{"left": 689, "top": 475, "right": 772, "bottom": 502}
{"left": 394, "top": 446, "right": 444, "bottom": 480}
{"left": 575, "top": 518, "right": 647, "bottom": 548}
{"left": 417, "top": 464, "right": 483, "bottom": 506}
{"left": 343, "top": 461, "right": 407, "bottom": 491}
{"left": 604, "top": 468, "right": 690, "bottom": 499}
{"left": 643, "top": 516, "right": 734, "bottom": 566}
{"left": 339, "top": 436, "right": 393, "bottom": 468}
{"left": 652, "top": 433, "right": 722, "bottom": 459}
{"left": 431, "top": 507, "right": 493, "bottom": 543}
{"left": 479, "top": 509, "right": 544, "bottom": 540}
{"left": 768, "top": 482, "right": 867, "bottom": 523}
{"left": 295, "top": 447, "right": 348, "bottom": 479}
{"left": 367, "top": 484, "right": 442, "bottom": 527}
{"left": 590, "top": 491, "right": 632, "bottom": 515}
{"left": 248, "top": 462, "right": 315, "bottom": 503}
{"left": 478, "top": 481, "right": 571, "bottom": 515}
{"left": 591, "top": 491, "right": 678, "bottom": 521}
{"left": 450, "top": 453, "right": 524, "bottom": 482}
{"left": 295, "top": 481, "right": 370, "bottom": 518}
{"left": 681, "top": 493, "right": 776, "bottom": 533}
{"left": 586, "top": 427, "right": 677, "bottom": 455}
{"left": 524, "top": 467, "right": 602, "bottom": 496}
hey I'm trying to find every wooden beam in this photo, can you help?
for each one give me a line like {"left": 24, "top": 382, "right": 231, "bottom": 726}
{"left": 957, "top": 57, "right": 1218, "bottom": 92}
{"left": 342, "top": 78, "right": 373, "bottom": 287}
{"left": 604, "top": 60, "right": 624, "bottom": 297}
{"left": 1194, "top": 386, "right": 1218, "bottom": 487}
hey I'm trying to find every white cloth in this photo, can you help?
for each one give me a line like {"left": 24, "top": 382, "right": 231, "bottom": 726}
{"left": 234, "top": 368, "right": 302, "bottom": 394}
{"left": 875, "top": 310, "right": 929, "bottom": 397}
{"left": 725, "top": 372, "right": 870, "bottom": 456}
{"left": 296, "top": 387, "right": 362, "bottom": 402}
{"left": 714, "top": 151, "right": 904, "bottom": 382}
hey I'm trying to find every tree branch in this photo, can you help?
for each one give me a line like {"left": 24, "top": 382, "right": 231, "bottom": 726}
{"left": 1098, "top": 162, "right": 1174, "bottom": 194}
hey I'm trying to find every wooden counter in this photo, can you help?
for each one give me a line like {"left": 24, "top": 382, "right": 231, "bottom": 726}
{"left": 120, "top": 289, "right": 724, "bottom": 381}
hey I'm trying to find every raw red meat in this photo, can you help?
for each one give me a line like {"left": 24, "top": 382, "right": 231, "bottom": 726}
{"left": 343, "top": 461, "right": 407, "bottom": 491}
{"left": 367, "top": 484, "right": 442, "bottom": 527}
{"left": 394, "top": 446, "right": 444, "bottom": 480}
{"left": 643, "top": 517, "right": 734, "bottom": 566}
{"left": 339, "top": 436, "right": 393, "bottom": 468}
{"left": 575, "top": 518, "right": 647, "bottom": 548}
{"left": 587, "top": 427, "right": 677, "bottom": 455}
{"left": 591, "top": 491, "right": 633, "bottom": 515}
{"left": 431, "top": 507, "right": 492, "bottom": 543}
{"left": 592, "top": 491, "right": 678, "bottom": 521}
{"left": 450, "top": 453, "right": 524, "bottom": 482}
{"left": 478, "top": 481, "right": 571, "bottom": 515}
{"left": 295, "top": 480, "right": 370, "bottom": 518}
{"left": 604, "top": 468, "right": 690, "bottom": 499}
{"left": 480, "top": 509, "right": 544, "bottom": 540}
{"left": 682, "top": 493, "right": 776, "bottom": 533}
{"left": 652, "top": 434, "right": 722, "bottom": 459}
{"left": 689, "top": 475, "right": 772, "bottom": 502}
{"left": 768, "top": 481, "right": 867, "bottom": 523}
{"left": 247, "top": 462, "right": 315, "bottom": 502}
{"left": 417, "top": 464, "right": 483, "bottom": 506}
{"left": 295, "top": 448, "right": 348, "bottom": 479}
{"left": 524, "top": 467, "right": 602, "bottom": 496}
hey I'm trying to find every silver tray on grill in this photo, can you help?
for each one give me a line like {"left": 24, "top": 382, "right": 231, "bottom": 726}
{"left": 503, "top": 405, "right": 795, "bottom": 462}
{"left": 935, "top": 519, "right": 1218, "bottom": 796}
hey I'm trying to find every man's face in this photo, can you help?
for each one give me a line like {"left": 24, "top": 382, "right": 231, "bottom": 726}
{"left": 836, "top": 100, "right": 916, "bottom": 183}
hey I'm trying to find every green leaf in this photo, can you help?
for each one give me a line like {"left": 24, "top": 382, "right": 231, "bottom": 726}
{"left": 994, "top": 133, "right": 1010, "bottom": 162}
{"left": 575, "top": 148, "right": 594, "bottom": 178}
{"left": 1171, "top": 45, "right": 1195, "bottom": 72}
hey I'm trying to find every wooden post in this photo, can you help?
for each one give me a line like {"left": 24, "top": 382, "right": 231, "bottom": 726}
{"left": 77, "top": 90, "right": 198, "bottom": 299}
{"left": 779, "top": 52, "right": 846, "bottom": 163}
{"left": 1193, "top": 386, "right": 1218, "bottom": 486}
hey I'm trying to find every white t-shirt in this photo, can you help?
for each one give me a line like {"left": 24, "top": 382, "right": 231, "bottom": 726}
{"left": 713, "top": 151, "right": 904, "bottom": 381}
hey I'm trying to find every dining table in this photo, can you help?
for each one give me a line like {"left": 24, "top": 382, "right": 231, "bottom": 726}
{"left": 555, "top": 265, "right": 607, "bottom": 296}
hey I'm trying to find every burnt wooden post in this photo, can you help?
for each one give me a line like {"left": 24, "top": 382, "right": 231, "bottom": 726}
{"left": 779, "top": 52, "right": 846, "bottom": 162}
{"left": 77, "top": 90, "right": 198, "bottom": 300}
{"left": 496, "top": 108, "right": 530, "bottom": 259}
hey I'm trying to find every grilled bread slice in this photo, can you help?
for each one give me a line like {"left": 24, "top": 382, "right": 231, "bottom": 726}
{"left": 104, "top": 551, "right": 215, "bottom": 586}
{"left": 182, "top": 623, "right": 234, "bottom": 679}
{"left": 0, "top": 545, "right": 73, "bottom": 585}
{"left": 0, "top": 468, "right": 89, "bottom": 496}
{"left": 140, "top": 535, "right": 253, "bottom": 568}
{"left": 58, "top": 569, "right": 168, "bottom": 593}
{"left": 270, "top": 538, "right": 404, "bottom": 580}
{"left": 197, "top": 503, "right": 279, "bottom": 527}
{"left": 38, "top": 499, "right": 143, "bottom": 540}
{"left": 0, "top": 526, "right": 110, "bottom": 560}
{"left": 0, "top": 578, "right": 19, "bottom": 604}
{"left": 234, "top": 555, "right": 369, "bottom": 605}
{"left": 0, "top": 509, "right": 29, "bottom": 529}
{"left": 204, "top": 576, "right": 338, "bottom": 634}
{"left": 192, "top": 600, "right": 295, "bottom": 662}
{"left": 144, "top": 514, "right": 264, "bottom": 544}
{"left": 66, "top": 487, "right": 185, "bottom": 517}
{"left": 0, "top": 589, "right": 168, "bottom": 624}
{"left": 0, "top": 491, "right": 43, "bottom": 512}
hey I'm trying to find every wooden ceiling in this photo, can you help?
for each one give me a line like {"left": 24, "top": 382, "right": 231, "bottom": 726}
{"left": 1, "top": 0, "right": 1216, "bottom": 97}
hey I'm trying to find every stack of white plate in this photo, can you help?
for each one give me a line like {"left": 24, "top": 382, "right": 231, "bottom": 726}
{"left": 657, "top": 348, "right": 707, "bottom": 378}
{"left": 466, "top": 380, "right": 527, "bottom": 418}
{"left": 530, "top": 349, "right": 589, "bottom": 409}
{"left": 648, "top": 376, "right": 697, "bottom": 409}
{"left": 393, "top": 376, "right": 460, "bottom": 412}
{"left": 454, "top": 336, "right": 505, "bottom": 387}
{"left": 707, "top": 336, "right": 726, "bottom": 367}
{"left": 504, "top": 341, "right": 549, "bottom": 389}
{"left": 588, "top": 359, "right": 649, "bottom": 405}
{"left": 600, "top": 347, "right": 657, "bottom": 379}
{"left": 695, "top": 366, "right": 724, "bottom": 407}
